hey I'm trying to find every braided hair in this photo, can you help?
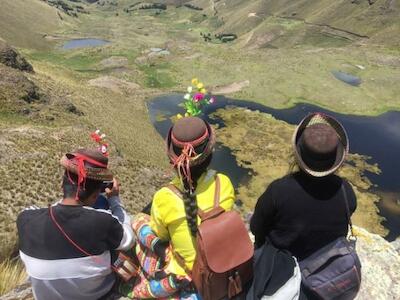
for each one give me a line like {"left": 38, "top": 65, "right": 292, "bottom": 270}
{"left": 180, "top": 154, "right": 212, "bottom": 237}
{"left": 168, "top": 117, "right": 215, "bottom": 237}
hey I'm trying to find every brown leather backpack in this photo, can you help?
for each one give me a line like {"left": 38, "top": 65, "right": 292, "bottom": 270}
{"left": 168, "top": 175, "right": 254, "bottom": 300}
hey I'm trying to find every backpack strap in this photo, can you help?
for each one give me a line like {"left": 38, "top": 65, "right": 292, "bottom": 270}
{"left": 166, "top": 175, "right": 221, "bottom": 209}
{"left": 165, "top": 175, "right": 222, "bottom": 221}
{"left": 167, "top": 184, "right": 184, "bottom": 199}
{"left": 213, "top": 175, "right": 221, "bottom": 209}
{"left": 341, "top": 184, "right": 355, "bottom": 239}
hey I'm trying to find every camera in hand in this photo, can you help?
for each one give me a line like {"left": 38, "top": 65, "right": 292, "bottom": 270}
{"left": 101, "top": 180, "right": 114, "bottom": 193}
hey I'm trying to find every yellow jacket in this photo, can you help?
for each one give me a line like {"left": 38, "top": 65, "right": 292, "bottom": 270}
{"left": 150, "top": 169, "right": 235, "bottom": 276}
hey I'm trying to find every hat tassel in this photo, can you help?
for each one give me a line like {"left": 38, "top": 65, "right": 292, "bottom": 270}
{"left": 173, "top": 144, "right": 197, "bottom": 192}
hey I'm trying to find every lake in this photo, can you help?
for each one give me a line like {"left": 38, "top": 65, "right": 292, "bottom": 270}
{"left": 148, "top": 94, "right": 400, "bottom": 240}
{"left": 62, "top": 38, "right": 110, "bottom": 50}
{"left": 332, "top": 71, "right": 362, "bottom": 86}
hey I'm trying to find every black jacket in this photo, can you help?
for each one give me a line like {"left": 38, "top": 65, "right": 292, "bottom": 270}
{"left": 250, "top": 172, "right": 357, "bottom": 260}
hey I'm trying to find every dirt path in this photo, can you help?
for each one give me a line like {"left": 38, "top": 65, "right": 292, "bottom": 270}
{"left": 210, "top": 80, "right": 250, "bottom": 95}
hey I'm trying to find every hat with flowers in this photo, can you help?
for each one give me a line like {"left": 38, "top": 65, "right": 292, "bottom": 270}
{"left": 168, "top": 79, "right": 216, "bottom": 190}
{"left": 177, "top": 78, "right": 216, "bottom": 118}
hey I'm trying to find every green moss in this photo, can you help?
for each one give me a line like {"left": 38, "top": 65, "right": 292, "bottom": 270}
{"left": 301, "top": 30, "right": 352, "bottom": 48}
{"left": 28, "top": 51, "right": 102, "bottom": 71}
{"left": 139, "top": 63, "right": 176, "bottom": 88}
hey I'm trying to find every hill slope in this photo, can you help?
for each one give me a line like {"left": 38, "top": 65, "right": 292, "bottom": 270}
{"left": 191, "top": 0, "right": 400, "bottom": 47}
{"left": 0, "top": 0, "right": 75, "bottom": 49}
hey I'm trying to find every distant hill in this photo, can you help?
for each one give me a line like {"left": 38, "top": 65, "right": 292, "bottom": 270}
{"left": 188, "top": 0, "right": 400, "bottom": 47}
{"left": 0, "top": 0, "right": 75, "bottom": 49}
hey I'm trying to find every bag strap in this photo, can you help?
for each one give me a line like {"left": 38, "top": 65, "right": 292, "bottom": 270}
{"left": 166, "top": 174, "right": 221, "bottom": 214}
{"left": 167, "top": 184, "right": 184, "bottom": 199}
{"left": 341, "top": 184, "right": 355, "bottom": 239}
{"left": 172, "top": 247, "right": 193, "bottom": 276}
{"left": 165, "top": 175, "right": 220, "bottom": 274}
{"left": 48, "top": 205, "right": 116, "bottom": 269}
{"left": 213, "top": 175, "right": 221, "bottom": 209}
{"left": 49, "top": 205, "right": 95, "bottom": 257}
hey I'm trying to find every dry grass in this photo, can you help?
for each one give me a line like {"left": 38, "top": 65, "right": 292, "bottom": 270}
{"left": 0, "top": 0, "right": 75, "bottom": 50}
{"left": 0, "top": 259, "right": 26, "bottom": 296}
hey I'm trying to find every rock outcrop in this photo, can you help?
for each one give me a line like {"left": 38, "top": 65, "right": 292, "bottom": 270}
{"left": 1, "top": 227, "right": 399, "bottom": 299}
{"left": 0, "top": 42, "right": 33, "bottom": 72}
{"left": 354, "top": 227, "right": 400, "bottom": 299}
{"left": 0, "top": 65, "right": 39, "bottom": 105}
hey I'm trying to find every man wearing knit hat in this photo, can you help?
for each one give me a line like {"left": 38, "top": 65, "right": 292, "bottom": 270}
{"left": 17, "top": 148, "right": 135, "bottom": 300}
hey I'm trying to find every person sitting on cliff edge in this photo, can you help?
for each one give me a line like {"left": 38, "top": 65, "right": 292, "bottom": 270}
{"left": 17, "top": 147, "right": 135, "bottom": 300}
{"left": 250, "top": 113, "right": 359, "bottom": 299}
{"left": 116, "top": 116, "right": 236, "bottom": 299}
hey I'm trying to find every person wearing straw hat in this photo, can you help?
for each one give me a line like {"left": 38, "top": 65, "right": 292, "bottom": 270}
{"left": 17, "top": 148, "right": 135, "bottom": 300}
{"left": 250, "top": 113, "right": 357, "bottom": 297}
{"left": 118, "top": 116, "right": 235, "bottom": 299}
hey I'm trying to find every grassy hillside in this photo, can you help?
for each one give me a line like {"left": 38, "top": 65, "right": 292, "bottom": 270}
{"left": 0, "top": 0, "right": 75, "bottom": 49}
{"left": 193, "top": 0, "right": 400, "bottom": 47}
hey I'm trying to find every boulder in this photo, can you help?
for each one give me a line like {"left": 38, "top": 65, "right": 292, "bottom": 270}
{"left": 354, "top": 226, "right": 400, "bottom": 299}
{"left": 0, "top": 41, "right": 33, "bottom": 72}
{"left": 392, "top": 237, "right": 400, "bottom": 254}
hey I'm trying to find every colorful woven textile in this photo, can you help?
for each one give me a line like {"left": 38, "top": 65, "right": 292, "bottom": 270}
{"left": 119, "top": 213, "right": 199, "bottom": 299}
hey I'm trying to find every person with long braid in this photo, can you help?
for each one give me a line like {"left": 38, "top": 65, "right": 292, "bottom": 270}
{"left": 151, "top": 116, "right": 235, "bottom": 277}
{"left": 118, "top": 116, "right": 235, "bottom": 299}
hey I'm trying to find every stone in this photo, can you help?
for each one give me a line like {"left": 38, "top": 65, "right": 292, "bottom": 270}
{"left": 147, "top": 49, "right": 170, "bottom": 58}
{"left": 354, "top": 226, "right": 400, "bottom": 299}
{"left": 392, "top": 237, "right": 400, "bottom": 254}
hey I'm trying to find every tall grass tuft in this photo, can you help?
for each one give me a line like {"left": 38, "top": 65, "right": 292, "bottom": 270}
{"left": 0, "top": 258, "right": 26, "bottom": 296}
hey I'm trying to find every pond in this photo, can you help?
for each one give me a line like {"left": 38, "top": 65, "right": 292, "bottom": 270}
{"left": 332, "top": 71, "right": 362, "bottom": 86}
{"left": 62, "top": 38, "right": 110, "bottom": 50}
{"left": 148, "top": 94, "right": 400, "bottom": 240}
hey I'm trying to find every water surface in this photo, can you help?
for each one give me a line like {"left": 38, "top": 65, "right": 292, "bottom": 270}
{"left": 62, "top": 38, "right": 110, "bottom": 50}
{"left": 148, "top": 94, "right": 400, "bottom": 240}
{"left": 332, "top": 71, "right": 362, "bottom": 86}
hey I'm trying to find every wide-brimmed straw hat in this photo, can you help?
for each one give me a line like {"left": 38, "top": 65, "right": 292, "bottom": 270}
{"left": 292, "top": 113, "right": 349, "bottom": 177}
{"left": 60, "top": 148, "right": 113, "bottom": 181}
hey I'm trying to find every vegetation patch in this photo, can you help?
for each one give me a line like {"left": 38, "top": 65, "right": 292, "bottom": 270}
{"left": 139, "top": 63, "right": 176, "bottom": 88}
{"left": 124, "top": 2, "right": 166, "bottom": 12}
{"left": 0, "top": 65, "right": 39, "bottom": 108}
{"left": 138, "top": 3, "right": 166, "bottom": 10}
{"left": 45, "top": 0, "right": 90, "bottom": 17}
{"left": 200, "top": 32, "right": 237, "bottom": 43}
{"left": 183, "top": 4, "right": 203, "bottom": 11}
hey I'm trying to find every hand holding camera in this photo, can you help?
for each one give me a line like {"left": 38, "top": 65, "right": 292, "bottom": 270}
{"left": 105, "top": 178, "right": 119, "bottom": 199}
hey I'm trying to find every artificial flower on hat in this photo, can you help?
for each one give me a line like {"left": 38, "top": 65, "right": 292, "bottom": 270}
{"left": 179, "top": 78, "right": 216, "bottom": 118}
{"left": 90, "top": 129, "right": 109, "bottom": 156}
